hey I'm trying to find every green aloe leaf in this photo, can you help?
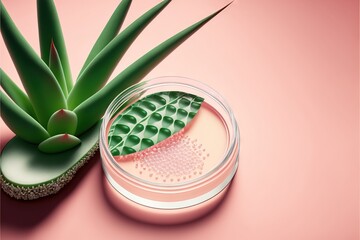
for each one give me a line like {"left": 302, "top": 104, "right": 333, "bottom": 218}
{"left": 1, "top": 122, "right": 100, "bottom": 199}
{"left": 49, "top": 41, "right": 68, "bottom": 97}
{"left": 74, "top": 3, "right": 230, "bottom": 135}
{"left": 0, "top": 90, "right": 50, "bottom": 144}
{"left": 0, "top": 68, "right": 36, "bottom": 118}
{"left": 1, "top": 2, "right": 67, "bottom": 127}
{"left": 37, "top": 0, "right": 73, "bottom": 91}
{"left": 47, "top": 109, "right": 78, "bottom": 136}
{"left": 78, "top": 0, "right": 132, "bottom": 76}
{"left": 38, "top": 134, "right": 81, "bottom": 153}
{"left": 108, "top": 91, "right": 204, "bottom": 156}
{"left": 68, "top": 0, "right": 171, "bottom": 110}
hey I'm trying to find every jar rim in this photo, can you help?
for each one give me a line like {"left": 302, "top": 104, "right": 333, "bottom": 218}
{"left": 100, "top": 76, "right": 240, "bottom": 189}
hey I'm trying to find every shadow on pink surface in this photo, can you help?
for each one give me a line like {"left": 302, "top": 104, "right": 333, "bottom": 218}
{"left": 0, "top": 148, "right": 100, "bottom": 229}
{"left": 1, "top": 150, "right": 237, "bottom": 230}
{"left": 1, "top": 130, "right": 237, "bottom": 230}
{"left": 0, "top": 133, "right": 14, "bottom": 153}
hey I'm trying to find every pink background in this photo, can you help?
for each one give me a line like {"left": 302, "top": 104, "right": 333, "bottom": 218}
{"left": 1, "top": 0, "right": 359, "bottom": 239}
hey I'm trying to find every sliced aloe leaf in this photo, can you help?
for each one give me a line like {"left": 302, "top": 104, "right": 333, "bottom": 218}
{"left": 78, "top": 0, "right": 132, "bottom": 76}
{"left": 47, "top": 109, "right": 77, "bottom": 136}
{"left": 0, "top": 68, "right": 36, "bottom": 118}
{"left": 37, "top": 0, "right": 73, "bottom": 91}
{"left": 74, "top": 3, "right": 230, "bottom": 135}
{"left": 0, "top": 90, "right": 50, "bottom": 144}
{"left": 68, "top": 0, "right": 171, "bottom": 110}
{"left": 49, "top": 41, "right": 68, "bottom": 97}
{"left": 1, "top": 2, "right": 67, "bottom": 127}
{"left": 108, "top": 91, "right": 203, "bottom": 156}
{"left": 0, "top": 122, "right": 100, "bottom": 200}
{"left": 38, "top": 134, "right": 81, "bottom": 153}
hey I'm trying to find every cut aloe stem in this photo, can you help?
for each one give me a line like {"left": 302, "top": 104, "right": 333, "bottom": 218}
{"left": 0, "top": 68, "right": 36, "bottom": 118}
{"left": 0, "top": 90, "right": 50, "bottom": 144}
{"left": 68, "top": 0, "right": 171, "bottom": 110}
{"left": 37, "top": 0, "right": 73, "bottom": 91}
{"left": 108, "top": 91, "right": 204, "bottom": 156}
{"left": 78, "top": 0, "right": 132, "bottom": 75}
{"left": 0, "top": 2, "right": 67, "bottom": 127}
{"left": 74, "top": 3, "right": 231, "bottom": 135}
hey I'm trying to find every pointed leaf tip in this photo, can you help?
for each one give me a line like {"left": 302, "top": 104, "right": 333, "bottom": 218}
{"left": 78, "top": 0, "right": 133, "bottom": 75}
{"left": 47, "top": 109, "right": 77, "bottom": 136}
{"left": 49, "top": 40, "right": 57, "bottom": 61}
{"left": 49, "top": 41, "right": 68, "bottom": 97}
{"left": 68, "top": 0, "right": 171, "bottom": 109}
{"left": 38, "top": 134, "right": 81, "bottom": 153}
{"left": 37, "top": 0, "right": 73, "bottom": 91}
{"left": 74, "top": 2, "right": 231, "bottom": 134}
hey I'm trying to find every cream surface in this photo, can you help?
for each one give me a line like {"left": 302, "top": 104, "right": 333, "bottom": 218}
{"left": 114, "top": 102, "right": 228, "bottom": 184}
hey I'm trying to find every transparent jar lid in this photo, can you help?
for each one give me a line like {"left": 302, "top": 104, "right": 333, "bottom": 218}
{"left": 100, "top": 76, "right": 240, "bottom": 209}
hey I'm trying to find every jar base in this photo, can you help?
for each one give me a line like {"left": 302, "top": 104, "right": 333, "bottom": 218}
{"left": 103, "top": 176, "right": 231, "bottom": 225}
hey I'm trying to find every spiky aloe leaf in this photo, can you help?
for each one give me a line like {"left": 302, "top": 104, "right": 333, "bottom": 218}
{"left": 108, "top": 91, "right": 203, "bottom": 156}
{"left": 67, "top": 0, "right": 171, "bottom": 110}
{"left": 74, "top": 3, "right": 230, "bottom": 135}
{"left": 37, "top": 0, "right": 73, "bottom": 91}
{"left": 49, "top": 41, "right": 68, "bottom": 97}
{"left": 38, "top": 134, "right": 81, "bottom": 153}
{"left": 47, "top": 109, "right": 77, "bottom": 136}
{"left": 0, "top": 68, "right": 36, "bottom": 118}
{"left": 0, "top": 2, "right": 67, "bottom": 127}
{"left": 0, "top": 90, "right": 50, "bottom": 144}
{"left": 78, "top": 0, "right": 132, "bottom": 75}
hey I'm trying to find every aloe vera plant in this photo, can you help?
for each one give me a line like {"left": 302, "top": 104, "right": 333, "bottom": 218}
{"left": 0, "top": 0, "right": 230, "bottom": 199}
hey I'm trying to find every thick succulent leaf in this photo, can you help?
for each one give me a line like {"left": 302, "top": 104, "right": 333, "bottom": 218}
{"left": 108, "top": 91, "right": 203, "bottom": 156}
{"left": 74, "top": 3, "right": 230, "bottom": 135}
{"left": 38, "top": 134, "right": 81, "bottom": 153}
{"left": 0, "top": 90, "right": 50, "bottom": 144}
{"left": 78, "top": 0, "right": 132, "bottom": 76}
{"left": 37, "top": 0, "right": 73, "bottom": 91}
{"left": 47, "top": 109, "right": 78, "bottom": 136}
{"left": 1, "top": 122, "right": 100, "bottom": 194}
{"left": 68, "top": 0, "right": 171, "bottom": 110}
{"left": 49, "top": 41, "right": 68, "bottom": 97}
{"left": 0, "top": 68, "right": 36, "bottom": 118}
{"left": 0, "top": 2, "right": 67, "bottom": 127}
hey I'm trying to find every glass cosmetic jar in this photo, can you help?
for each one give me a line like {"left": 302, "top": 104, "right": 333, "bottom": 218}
{"left": 100, "top": 76, "right": 240, "bottom": 224}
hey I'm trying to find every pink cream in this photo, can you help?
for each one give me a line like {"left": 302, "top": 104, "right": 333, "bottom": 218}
{"left": 113, "top": 103, "right": 228, "bottom": 185}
